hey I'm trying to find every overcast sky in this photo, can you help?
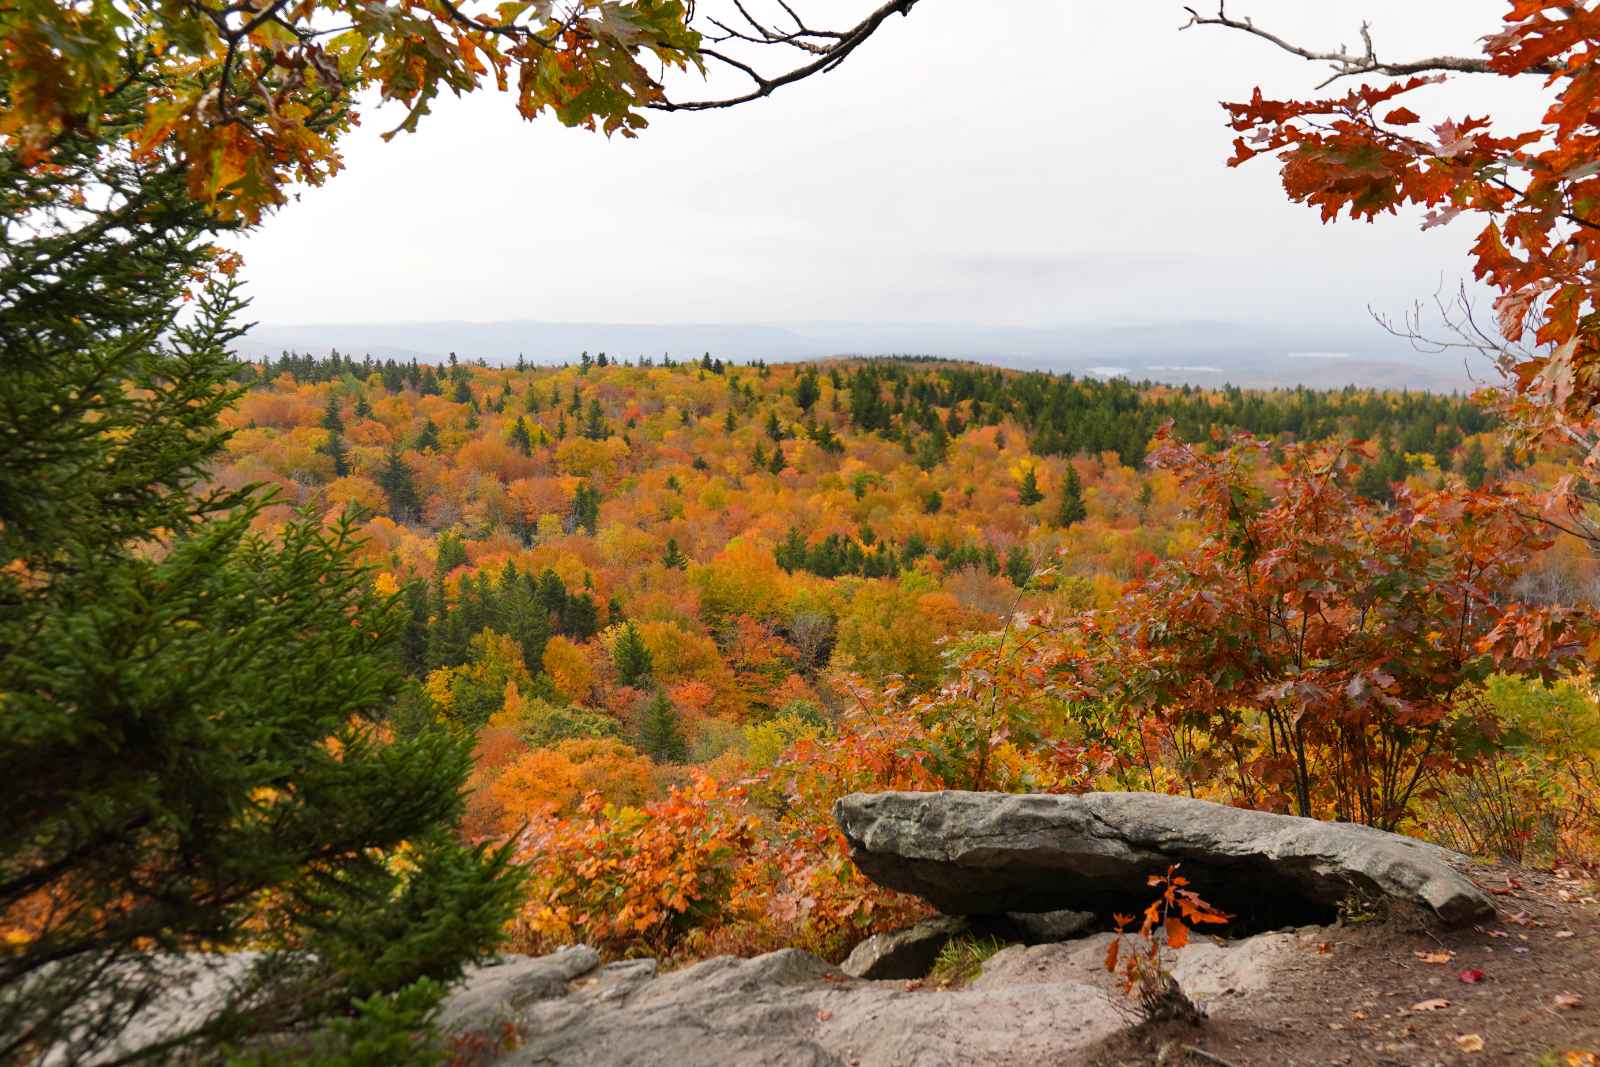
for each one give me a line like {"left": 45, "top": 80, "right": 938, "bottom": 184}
{"left": 235, "top": 1, "right": 1546, "bottom": 334}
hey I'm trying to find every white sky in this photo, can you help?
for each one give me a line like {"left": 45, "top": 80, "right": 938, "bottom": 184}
{"left": 236, "top": 1, "right": 1547, "bottom": 332}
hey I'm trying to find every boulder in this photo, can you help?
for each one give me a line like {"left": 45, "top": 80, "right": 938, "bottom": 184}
{"left": 833, "top": 790, "right": 1493, "bottom": 926}
{"left": 840, "top": 915, "right": 966, "bottom": 979}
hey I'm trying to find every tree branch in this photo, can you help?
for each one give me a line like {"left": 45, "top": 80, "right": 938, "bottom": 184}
{"left": 652, "top": 0, "right": 921, "bottom": 111}
{"left": 1179, "top": 4, "right": 1559, "bottom": 87}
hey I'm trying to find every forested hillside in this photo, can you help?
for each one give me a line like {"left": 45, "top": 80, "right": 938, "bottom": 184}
{"left": 209, "top": 350, "right": 1598, "bottom": 960}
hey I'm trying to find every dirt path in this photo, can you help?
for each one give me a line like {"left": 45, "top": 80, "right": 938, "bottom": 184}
{"left": 1084, "top": 864, "right": 1600, "bottom": 1067}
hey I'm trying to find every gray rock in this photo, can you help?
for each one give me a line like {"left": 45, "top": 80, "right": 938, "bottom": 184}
{"left": 445, "top": 945, "right": 1133, "bottom": 1066}
{"left": 841, "top": 915, "right": 967, "bottom": 980}
{"left": 833, "top": 790, "right": 1493, "bottom": 926}
{"left": 978, "top": 909, "right": 1096, "bottom": 945}
{"left": 437, "top": 945, "right": 600, "bottom": 1031}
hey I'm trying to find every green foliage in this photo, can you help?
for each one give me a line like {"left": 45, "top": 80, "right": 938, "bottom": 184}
{"left": 1017, "top": 467, "right": 1043, "bottom": 506}
{"left": 0, "top": 114, "right": 521, "bottom": 1064}
{"left": 928, "top": 936, "right": 1006, "bottom": 988}
{"left": 1057, "top": 465, "right": 1086, "bottom": 526}
{"left": 612, "top": 621, "right": 654, "bottom": 688}
{"left": 227, "top": 980, "right": 447, "bottom": 1067}
{"left": 638, "top": 691, "right": 688, "bottom": 763}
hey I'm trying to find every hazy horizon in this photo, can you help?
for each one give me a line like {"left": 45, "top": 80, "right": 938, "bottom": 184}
{"left": 233, "top": 1, "right": 1542, "bottom": 346}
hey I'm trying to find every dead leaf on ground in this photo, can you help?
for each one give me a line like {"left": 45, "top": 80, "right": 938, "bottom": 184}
{"left": 1457, "top": 1034, "right": 1485, "bottom": 1053}
{"left": 1553, "top": 930, "right": 1576, "bottom": 939}
{"left": 1410, "top": 998, "right": 1450, "bottom": 1012}
{"left": 1458, "top": 968, "right": 1485, "bottom": 983}
{"left": 1414, "top": 950, "right": 1454, "bottom": 964}
{"left": 1554, "top": 993, "right": 1585, "bottom": 1011}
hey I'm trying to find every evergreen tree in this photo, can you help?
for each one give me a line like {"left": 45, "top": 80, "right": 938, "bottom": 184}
{"left": 573, "top": 481, "right": 601, "bottom": 535}
{"left": 1005, "top": 545, "right": 1033, "bottom": 587}
{"left": 768, "top": 444, "right": 787, "bottom": 474}
{"left": 1018, "top": 466, "right": 1044, "bottom": 505}
{"left": 377, "top": 448, "right": 421, "bottom": 522}
{"left": 1461, "top": 440, "right": 1489, "bottom": 489}
{"left": 414, "top": 417, "right": 441, "bottom": 452}
{"left": 324, "top": 424, "right": 350, "bottom": 478}
{"left": 451, "top": 378, "right": 473, "bottom": 404}
{"left": 0, "top": 86, "right": 520, "bottom": 1065}
{"left": 583, "top": 398, "right": 608, "bottom": 440}
{"left": 795, "top": 369, "right": 821, "bottom": 413}
{"left": 1057, "top": 464, "right": 1087, "bottom": 526}
{"left": 638, "top": 691, "right": 688, "bottom": 763}
{"left": 509, "top": 415, "right": 534, "bottom": 456}
{"left": 612, "top": 621, "right": 653, "bottom": 688}
{"left": 354, "top": 394, "right": 374, "bottom": 419}
{"left": 322, "top": 395, "right": 345, "bottom": 432}
{"left": 662, "top": 537, "right": 689, "bottom": 570}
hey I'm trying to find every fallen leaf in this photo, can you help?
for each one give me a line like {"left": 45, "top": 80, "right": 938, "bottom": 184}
{"left": 1316, "top": 941, "right": 1332, "bottom": 955}
{"left": 1410, "top": 998, "right": 1450, "bottom": 1012}
{"left": 1506, "top": 911, "right": 1537, "bottom": 927}
{"left": 1487, "top": 930, "right": 1509, "bottom": 938}
{"left": 1414, "top": 950, "right": 1454, "bottom": 964}
{"left": 1566, "top": 1052, "right": 1598, "bottom": 1067}
{"left": 1351, "top": 1010, "right": 1368, "bottom": 1020}
{"left": 1554, "top": 930, "right": 1576, "bottom": 939}
{"left": 1458, "top": 968, "right": 1485, "bottom": 984}
{"left": 816, "top": 1009, "right": 833, "bottom": 1022}
{"left": 1457, "top": 1034, "right": 1485, "bottom": 1053}
{"left": 1554, "top": 993, "right": 1585, "bottom": 1011}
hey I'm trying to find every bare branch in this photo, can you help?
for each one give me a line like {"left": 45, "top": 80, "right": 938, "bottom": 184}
{"left": 1179, "top": 4, "right": 1559, "bottom": 86}
{"left": 653, "top": 0, "right": 921, "bottom": 111}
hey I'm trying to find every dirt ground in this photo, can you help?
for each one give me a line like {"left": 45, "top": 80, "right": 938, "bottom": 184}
{"left": 1083, "top": 864, "right": 1600, "bottom": 1067}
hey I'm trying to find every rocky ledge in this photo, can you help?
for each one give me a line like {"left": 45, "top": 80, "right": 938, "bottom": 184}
{"left": 833, "top": 790, "right": 1494, "bottom": 927}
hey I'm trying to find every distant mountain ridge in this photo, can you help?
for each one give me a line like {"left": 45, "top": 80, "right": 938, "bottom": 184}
{"left": 236, "top": 318, "right": 1497, "bottom": 392}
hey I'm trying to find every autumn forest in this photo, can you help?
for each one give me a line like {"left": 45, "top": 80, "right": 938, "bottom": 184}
{"left": 8, "top": 0, "right": 1600, "bottom": 1064}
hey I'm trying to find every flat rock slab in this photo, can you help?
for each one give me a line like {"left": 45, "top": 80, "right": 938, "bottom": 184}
{"left": 833, "top": 790, "right": 1493, "bottom": 926}
{"left": 451, "top": 947, "right": 1130, "bottom": 1067}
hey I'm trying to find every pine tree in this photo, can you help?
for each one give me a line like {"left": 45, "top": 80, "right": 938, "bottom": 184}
{"left": 324, "top": 425, "right": 350, "bottom": 478}
{"left": 768, "top": 444, "right": 787, "bottom": 474}
{"left": 1461, "top": 440, "right": 1489, "bottom": 489}
{"left": 638, "top": 691, "right": 688, "bottom": 763}
{"left": 583, "top": 398, "right": 608, "bottom": 440}
{"left": 1005, "top": 545, "right": 1033, "bottom": 587}
{"left": 612, "top": 621, "right": 653, "bottom": 688}
{"left": 354, "top": 394, "right": 374, "bottom": 419}
{"left": 414, "top": 417, "right": 441, "bottom": 452}
{"left": 573, "top": 481, "right": 601, "bottom": 535}
{"left": 0, "top": 88, "right": 520, "bottom": 1064}
{"left": 377, "top": 448, "right": 421, "bottom": 521}
{"left": 795, "top": 369, "right": 821, "bottom": 413}
{"left": 662, "top": 537, "right": 689, "bottom": 570}
{"left": 509, "top": 415, "right": 534, "bottom": 456}
{"left": 1018, "top": 466, "right": 1044, "bottom": 505}
{"left": 1057, "top": 464, "right": 1086, "bottom": 526}
{"left": 322, "top": 395, "right": 345, "bottom": 432}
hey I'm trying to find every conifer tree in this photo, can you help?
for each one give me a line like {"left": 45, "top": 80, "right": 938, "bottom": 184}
{"left": 638, "top": 691, "right": 688, "bottom": 763}
{"left": 377, "top": 448, "right": 421, "bottom": 522}
{"left": 509, "top": 415, "right": 534, "bottom": 456}
{"left": 1018, "top": 466, "right": 1044, "bottom": 506}
{"left": 1057, "top": 464, "right": 1087, "bottom": 526}
{"left": 612, "top": 621, "right": 653, "bottom": 688}
{"left": 662, "top": 537, "right": 689, "bottom": 570}
{"left": 0, "top": 77, "right": 520, "bottom": 1065}
{"left": 768, "top": 444, "right": 787, "bottom": 474}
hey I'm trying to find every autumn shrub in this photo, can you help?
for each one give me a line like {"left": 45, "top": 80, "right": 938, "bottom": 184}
{"left": 510, "top": 775, "right": 759, "bottom": 958}
{"left": 1094, "top": 430, "right": 1590, "bottom": 829}
{"left": 1424, "top": 674, "right": 1600, "bottom": 868}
